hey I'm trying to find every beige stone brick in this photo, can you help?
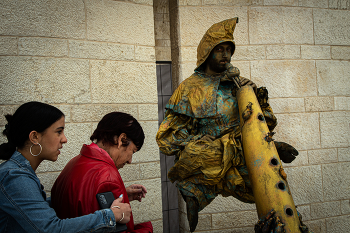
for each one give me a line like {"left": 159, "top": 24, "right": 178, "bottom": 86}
{"left": 212, "top": 210, "right": 257, "bottom": 228}
{"left": 135, "top": 46, "right": 156, "bottom": 62}
{"left": 179, "top": 7, "right": 249, "bottom": 46}
{"left": 338, "top": 147, "right": 350, "bottom": 162}
{"left": 320, "top": 112, "right": 350, "bottom": 148}
{"left": 19, "top": 37, "right": 68, "bottom": 57}
{"left": 308, "top": 148, "right": 338, "bottom": 165}
{"left": 154, "top": 0, "right": 169, "bottom": 13}
{"left": 179, "top": 0, "right": 201, "bottom": 6}
{"left": 341, "top": 200, "right": 350, "bottom": 215}
{"left": 298, "top": 0, "right": 328, "bottom": 8}
{"left": 90, "top": 60, "right": 157, "bottom": 104}
{"left": 150, "top": 219, "right": 163, "bottom": 233}
{"left": 119, "top": 163, "right": 141, "bottom": 182}
{"left": 314, "top": 9, "right": 350, "bottom": 45}
{"left": 180, "top": 46, "right": 197, "bottom": 62}
{"left": 332, "top": 46, "right": 350, "bottom": 60}
{"left": 134, "top": 121, "right": 160, "bottom": 163}
{"left": 282, "top": 150, "right": 308, "bottom": 167}
{"left": 154, "top": 20, "right": 170, "bottom": 40}
{"left": 71, "top": 104, "right": 138, "bottom": 123}
{"left": 129, "top": 0, "right": 153, "bottom": 5}
{"left": 203, "top": 0, "right": 263, "bottom": 6}
{"left": 69, "top": 40, "right": 134, "bottom": 61}
{"left": 0, "top": 0, "right": 85, "bottom": 39}
{"left": 37, "top": 171, "right": 60, "bottom": 192}
{"left": 296, "top": 204, "right": 311, "bottom": 221}
{"left": 251, "top": 60, "right": 317, "bottom": 98}
{"left": 195, "top": 214, "right": 212, "bottom": 231}
{"left": 155, "top": 47, "right": 172, "bottom": 61}
{"left": 329, "top": 0, "right": 350, "bottom": 10}
{"left": 334, "top": 97, "right": 350, "bottom": 111}
{"left": 52, "top": 104, "right": 71, "bottom": 123}
{"left": 311, "top": 201, "right": 341, "bottom": 219}
{"left": 266, "top": 45, "right": 300, "bottom": 60}
{"left": 125, "top": 178, "right": 162, "bottom": 223}
{"left": 179, "top": 62, "right": 197, "bottom": 83}
{"left": 264, "top": 0, "right": 298, "bottom": 6}
{"left": 0, "top": 105, "right": 18, "bottom": 126}
{"left": 0, "top": 57, "right": 90, "bottom": 104}
{"left": 139, "top": 104, "right": 159, "bottom": 121}
{"left": 155, "top": 39, "right": 171, "bottom": 47}
{"left": 249, "top": 7, "right": 313, "bottom": 44}
{"left": 304, "top": 219, "right": 326, "bottom": 233}
{"left": 326, "top": 215, "right": 350, "bottom": 233}
{"left": 305, "top": 97, "right": 334, "bottom": 112}
{"left": 86, "top": 0, "right": 155, "bottom": 45}
{"left": 269, "top": 98, "right": 305, "bottom": 114}
{"left": 232, "top": 61, "right": 250, "bottom": 79}
{"left": 200, "top": 195, "right": 256, "bottom": 214}
{"left": 234, "top": 45, "right": 265, "bottom": 60}
{"left": 0, "top": 37, "right": 17, "bottom": 55}
{"left": 323, "top": 162, "right": 350, "bottom": 201}
{"left": 140, "top": 162, "right": 161, "bottom": 179}
{"left": 301, "top": 45, "right": 331, "bottom": 60}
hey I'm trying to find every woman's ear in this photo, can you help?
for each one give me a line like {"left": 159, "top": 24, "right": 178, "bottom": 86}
{"left": 28, "top": 130, "right": 40, "bottom": 144}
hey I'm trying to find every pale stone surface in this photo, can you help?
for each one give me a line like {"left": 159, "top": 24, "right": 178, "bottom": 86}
{"left": 234, "top": 45, "right": 265, "bottom": 60}
{"left": 0, "top": 0, "right": 85, "bottom": 39}
{"left": 195, "top": 214, "right": 212, "bottom": 231}
{"left": 334, "top": 97, "right": 350, "bottom": 110}
{"left": 308, "top": 148, "right": 338, "bottom": 165}
{"left": 274, "top": 113, "right": 320, "bottom": 150}
{"left": 304, "top": 219, "right": 326, "bottom": 233}
{"left": 140, "top": 162, "right": 161, "bottom": 179}
{"left": 249, "top": 7, "right": 313, "bottom": 44}
{"left": 305, "top": 97, "right": 334, "bottom": 112}
{"left": 138, "top": 104, "right": 159, "bottom": 121}
{"left": 200, "top": 195, "right": 256, "bottom": 214}
{"left": 326, "top": 215, "right": 350, "bottom": 233}
{"left": 269, "top": 98, "right": 305, "bottom": 114}
{"left": 179, "top": 7, "right": 249, "bottom": 46}
{"left": 323, "top": 162, "right": 350, "bottom": 201}
{"left": 314, "top": 9, "right": 350, "bottom": 45}
{"left": 311, "top": 201, "right": 341, "bottom": 219}
{"left": 135, "top": 46, "right": 156, "bottom": 62}
{"left": 341, "top": 200, "right": 350, "bottom": 215}
{"left": 71, "top": 104, "right": 138, "bottom": 122}
{"left": 90, "top": 60, "right": 157, "bottom": 104}
{"left": 301, "top": 45, "right": 331, "bottom": 60}
{"left": 179, "top": 62, "right": 197, "bottom": 83}
{"left": 69, "top": 40, "right": 134, "bottom": 61}
{"left": 53, "top": 104, "right": 71, "bottom": 123}
{"left": 134, "top": 121, "right": 160, "bottom": 163}
{"left": 284, "top": 165, "right": 323, "bottom": 205}
{"left": 154, "top": 0, "right": 169, "bottom": 13}
{"left": 251, "top": 60, "right": 317, "bottom": 98}
{"left": 264, "top": 0, "right": 297, "bottom": 6}
{"left": 155, "top": 46, "right": 172, "bottom": 61}
{"left": 212, "top": 210, "right": 258, "bottom": 229}
{"left": 338, "top": 147, "right": 350, "bottom": 162}
{"left": 296, "top": 204, "right": 311, "bottom": 221}
{"left": 0, "top": 37, "right": 17, "bottom": 55}
{"left": 320, "top": 112, "right": 350, "bottom": 148}
{"left": 154, "top": 20, "right": 170, "bottom": 40}
{"left": 118, "top": 164, "right": 140, "bottom": 182}
{"left": 329, "top": 0, "right": 350, "bottom": 9}
{"left": 266, "top": 45, "right": 300, "bottom": 60}
{"left": 332, "top": 46, "right": 350, "bottom": 60}
{"left": 0, "top": 57, "right": 90, "bottom": 104}
{"left": 179, "top": 0, "right": 201, "bottom": 5}
{"left": 19, "top": 37, "right": 68, "bottom": 57}
{"left": 203, "top": 0, "right": 263, "bottom": 5}
{"left": 37, "top": 171, "right": 60, "bottom": 192}
{"left": 298, "top": 0, "right": 328, "bottom": 8}
{"left": 150, "top": 219, "right": 162, "bottom": 233}
{"left": 282, "top": 150, "right": 308, "bottom": 167}
{"left": 125, "top": 178, "right": 162, "bottom": 223}
{"left": 0, "top": 105, "right": 18, "bottom": 125}
{"left": 317, "top": 60, "right": 350, "bottom": 96}
{"left": 86, "top": 0, "right": 155, "bottom": 45}
{"left": 180, "top": 46, "right": 197, "bottom": 62}
{"left": 232, "top": 61, "right": 250, "bottom": 79}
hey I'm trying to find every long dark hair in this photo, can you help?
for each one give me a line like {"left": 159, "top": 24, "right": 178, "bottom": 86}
{"left": 90, "top": 112, "right": 144, "bottom": 151}
{"left": 0, "top": 101, "right": 64, "bottom": 160}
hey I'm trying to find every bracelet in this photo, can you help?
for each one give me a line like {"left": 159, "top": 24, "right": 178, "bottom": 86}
{"left": 119, "top": 213, "right": 124, "bottom": 222}
{"left": 111, "top": 206, "right": 120, "bottom": 209}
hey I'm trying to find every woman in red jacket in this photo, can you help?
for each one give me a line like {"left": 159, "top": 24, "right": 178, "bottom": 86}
{"left": 51, "top": 112, "right": 153, "bottom": 233}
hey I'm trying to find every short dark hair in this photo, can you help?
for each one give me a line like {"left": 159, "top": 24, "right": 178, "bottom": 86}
{"left": 0, "top": 101, "right": 65, "bottom": 160}
{"left": 90, "top": 112, "right": 144, "bottom": 151}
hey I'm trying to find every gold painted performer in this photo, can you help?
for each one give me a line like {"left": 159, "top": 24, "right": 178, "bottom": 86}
{"left": 156, "top": 18, "right": 300, "bottom": 232}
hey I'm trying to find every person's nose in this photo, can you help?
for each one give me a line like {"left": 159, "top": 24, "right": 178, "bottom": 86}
{"left": 222, "top": 50, "right": 229, "bottom": 58}
{"left": 127, "top": 157, "right": 132, "bottom": 164}
{"left": 62, "top": 133, "right": 68, "bottom": 144}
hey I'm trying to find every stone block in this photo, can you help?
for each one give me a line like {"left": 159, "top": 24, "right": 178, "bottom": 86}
{"left": 274, "top": 113, "right": 320, "bottom": 150}
{"left": 266, "top": 45, "right": 300, "bottom": 60}
{"left": 180, "top": 47, "right": 197, "bottom": 62}
{"left": 341, "top": 200, "right": 350, "bottom": 215}
{"left": 154, "top": 0, "right": 169, "bottom": 13}
{"left": 155, "top": 47, "right": 172, "bottom": 61}
{"left": 125, "top": 178, "right": 162, "bottom": 223}
{"left": 320, "top": 112, "right": 350, "bottom": 148}
{"left": 301, "top": 45, "right": 331, "bottom": 60}
{"left": 284, "top": 165, "right": 323, "bottom": 205}
{"left": 0, "top": 105, "right": 18, "bottom": 126}
{"left": 311, "top": 201, "right": 341, "bottom": 219}
{"left": 119, "top": 164, "right": 140, "bottom": 182}
{"left": 203, "top": 0, "right": 263, "bottom": 6}
{"left": 86, "top": 0, "right": 155, "bottom": 45}
{"left": 212, "top": 210, "right": 258, "bottom": 229}
{"left": 179, "top": 62, "right": 196, "bottom": 83}
{"left": 334, "top": 97, "right": 350, "bottom": 111}
{"left": 305, "top": 97, "right": 334, "bottom": 112}
{"left": 154, "top": 21, "right": 170, "bottom": 40}
{"left": 0, "top": 37, "right": 17, "bottom": 55}
{"left": 317, "top": 60, "right": 350, "bottom": 96}
{"left": 155, "top": 39, "right": 171, "bottom": 47}
{"left": 179, "top": 7, "right": 249, "bottom": 46}
{"left": 37, "top": 171, "right": 60, "bottom": 192}
{"left": 135, "top": 46, "right": 156, "bottom": 62}
{"left": 304, "top": 219, "right": 326, "bottom": 233}
{"left": 332, "top": 46, "right": 350, "bottom": 60}
{"left": 179, "top": 0, "right": 201, "bottom": 6}
{"left": 326, "top": 215, "right": 350, "bottom": 233}
{"left": 251, "top": 60, "right": 317, "bottom": 98}
{"left": 0, "top": 0, "right": 85, "bottom": 39}
{"left": 71, "top": 104, "right": 138, "bottom": 122}
{"left": 90, "top": 60, "right": 157, "bottom": 104}
{"left": 308, "top": 148, "right": 337, "bottom": 165}
{"left": 0, "top": 57, "right": 90, "bottom": 104}
{"left": 338, "top": 147, "right": 350, "bottom": 162}
{"left": 298, "top": 0, "right": 328, "bottom": 8}
{"left": 232, "top": 61, "right": 250, "bottom": 79}
{"left": 150, "top": 219, "right": 163, "bottom": 233}
{"left": 282, "top": 150, "right": 308, "bottom": 167}
{"left": 329, "top": 0, "right": 350, "bottom": 10}
{"left": 19, "top": 37, "right": 68, "bottom": 57}
{"left": 139, "top": 104, "right": 159, "bottom": 121}
{"left": 314, "top": 9, "right": 350, "bottom": 45}
{"left": 200, "top": 195, "right": 256, "bottom": 214}
{"left": 234, "top": 45, "right": 265, "bottom": 60}
{"left": 296, "top": 205, "right": 311, "bottom": 221}
{"left": 129, "top": 0, "right": 153, "bottom": 5}
{"left": 140, "top": 162, "right": 161, "bottom": 179}
{"left": 264, "top": 0, "right": 298, "bottom": 6}
{"left": 195, "top": 214, "right": 212, "bottom": 231}
{"left": 134, "top": 121, "right": 160, "bottom": 163}
{"left": 69, "top": 40, "right": 134, "bottom": 61}
{"left": 249, "top": 7, "right": 313, "bottom": 44}
{"left": 323, "top": 162, "right": 350, "bottom": 201}
{"left": 269, "top": 98, "right": 305, "bottom": 114}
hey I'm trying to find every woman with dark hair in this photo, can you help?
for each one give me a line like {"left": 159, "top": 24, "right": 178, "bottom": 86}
{"left": 0, "top": 101, "right": 131, "bottom": 233}
{"left": 51, "top": 112, "right": 153, "bottom": 233}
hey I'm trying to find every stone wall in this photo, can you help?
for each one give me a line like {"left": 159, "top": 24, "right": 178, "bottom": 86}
{"left": 173, "top": 1, "right": 350, "bottom": 233}
{"left": 0, "top": 0, "right": 162, "bottom": 232}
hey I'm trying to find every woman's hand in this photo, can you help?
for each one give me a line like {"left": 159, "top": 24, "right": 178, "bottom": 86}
{"left": 126, "top": 184, "right": 147, "bottom": 202}
{"left": 110, "top": 196, "right": 131, "bottom": 224}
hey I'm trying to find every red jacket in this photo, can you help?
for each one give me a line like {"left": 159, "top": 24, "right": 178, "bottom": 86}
{"left": 51, "top": 143, "right": 153, "bottom": 233}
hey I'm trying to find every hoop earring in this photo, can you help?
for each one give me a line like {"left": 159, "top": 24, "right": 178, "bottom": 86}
{"left": 30, "top": 143, "right": 42, "bottom": 156}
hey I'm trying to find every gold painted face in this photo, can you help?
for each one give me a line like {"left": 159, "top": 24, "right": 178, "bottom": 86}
{"left": 205, "top": 42, "right": 233, "bottom": 75}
